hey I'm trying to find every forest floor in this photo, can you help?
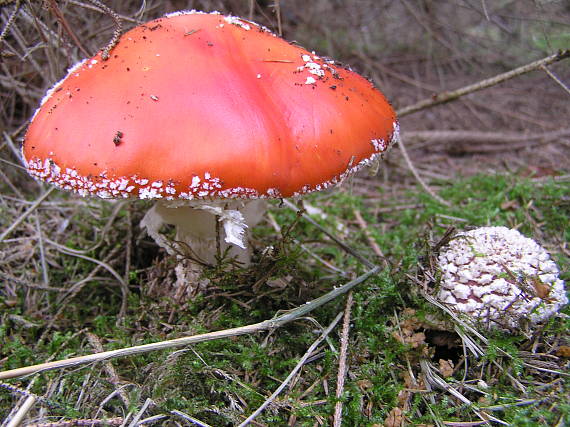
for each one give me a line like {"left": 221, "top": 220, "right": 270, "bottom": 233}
{"left": 1, "top": 1, "right": 569, "bottom": 425}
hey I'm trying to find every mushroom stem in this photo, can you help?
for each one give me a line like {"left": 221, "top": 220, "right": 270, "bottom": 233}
{"left": 140, "top": 199, "right": 267, "bottom": 266}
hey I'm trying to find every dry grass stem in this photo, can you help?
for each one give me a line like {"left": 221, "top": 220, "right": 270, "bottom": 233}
{"left": 26, "top": 418, "right": 123, "bottom": 427}
{"left": 171, "top": 409, "right": 213, "bottom": 427}
{"left": 0, "top": 267, "right": 380, "bottom": 380}
{"left": 85, "top": 333, "right": 130, "bottom": 408}
{"left": 238, "top": 311, "right": 343, "bottom": 427}
{"left": 333, "top": 291, "right": 354, "bottom": 427}
{"left": 44, "top": 0, "right": 91, "bottom": 57}
{"left": 0, "top": 0, "right": 21, "bottom": 46}
{"left": 283, "top": 199, "right": 374, "bottom": 268}
{"left": 0, "top": 187, "right": 55, "bottom": 243}
{"left": 397, "top": 136, "right": 451, "bottom": 207}
{"left": 420, "top": 360, "right": 508, "bottom": 425}
{"left": 353, "top": 209, "right": 388, "bottom": 265}
{"left": 5, "top": 394, "right": 36, "bottom": 427}
{"left": 86, "top": 0, "right": 122, "bottom": 60}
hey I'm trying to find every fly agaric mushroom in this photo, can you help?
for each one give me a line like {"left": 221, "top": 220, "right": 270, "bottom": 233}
{"left": 437, "top": 227, "right": 568, "bottom": 330}
{"left": 23, "top": 11, "right": 398, "bottom": 265}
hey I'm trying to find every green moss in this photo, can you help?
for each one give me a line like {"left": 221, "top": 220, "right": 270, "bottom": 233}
{"left": 1, "top": 174, "right": 568, "bottom": 423}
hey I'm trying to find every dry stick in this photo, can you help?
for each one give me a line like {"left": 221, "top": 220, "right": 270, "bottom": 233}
{"left": 402, "top": 128, "right": 570, "bottom": 148}
{"left": 0, "top": 266, "right": 380, "bottom": 380}
{"left": 5, "top": 395, "right": 36, "bottom": 427}
{"left": 398, "top": 135, "right": 451, "bottom": 206}
{"left": 397, "top": 50, "right": 570, "bottom": 117}
{"left": 238, "top": 311, "right": 344, "bottom": 427}
{"left": 333, "top": 291, "right": 354, "bottom": 427}
{"left": 0, "top": 187, "right": 55, "bottom": 243}
{"left": 353, "top": 209, "right": 388, "bottom": 265}
{"left": 541, "top": 65, "right": 570, "bottom": 97}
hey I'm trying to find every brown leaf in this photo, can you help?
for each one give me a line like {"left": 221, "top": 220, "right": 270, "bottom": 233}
{"left": 357, "top": 379, "right": 374, "bottom": 391}
{"left": 384, "top": 407, "right": 404, "bottom": 427}
{"left": 438, "top": 359, "right": 454, "bottom": 377}
{"left": 556, "top": 345, "right": 570, "bottom": 357}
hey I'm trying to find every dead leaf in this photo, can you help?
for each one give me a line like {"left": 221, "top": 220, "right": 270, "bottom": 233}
{"left": 556, "top": 345, "right": 570, "bottom": 357}
{"left": 384, "top": 407, "right": 404, "bottom": 427}
{"left": 438, "top": 359, "right": 454, "bottom": 377}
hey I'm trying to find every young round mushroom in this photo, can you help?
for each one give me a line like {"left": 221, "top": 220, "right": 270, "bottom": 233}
{"left": 23, "top": 11, "right": 398, "bottom": 265}
{"left": 437, "top": 226, "right": 568, "bottom": 330}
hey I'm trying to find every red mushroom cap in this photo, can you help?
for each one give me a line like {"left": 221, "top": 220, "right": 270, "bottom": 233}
{"left": 23, "top": 11, "right": 398, "bottom": 200}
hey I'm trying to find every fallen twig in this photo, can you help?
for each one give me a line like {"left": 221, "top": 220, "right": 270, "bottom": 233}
{"left": 397, "top": 50, "right": 570, "bottom": 117}
{"left": 402, "top": 128, "right": 570, "bottom": 149}
{"left": 0, "top": 266, "right": 380, "bottom": 380}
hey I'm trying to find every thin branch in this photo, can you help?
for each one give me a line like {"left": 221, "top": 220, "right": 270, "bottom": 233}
{"left": 0, "top": 266, "right": 380, "bottom": 380}
{"left": 541, "top": 64, "right": 570, "bottom": 96}
{"left": 397, "top": 50, "right": 570, "bottom": 117}
{"left": 238, "top": 311, "right": 343, "bottom": 426}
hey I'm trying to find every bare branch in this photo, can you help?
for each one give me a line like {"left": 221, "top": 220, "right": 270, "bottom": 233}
{"left": 397, "top": 50, "right": 570, "bottom": 117}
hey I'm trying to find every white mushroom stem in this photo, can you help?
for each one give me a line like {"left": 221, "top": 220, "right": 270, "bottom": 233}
{"left": 140, "top": 199, "right": 267, "bottom": 265}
